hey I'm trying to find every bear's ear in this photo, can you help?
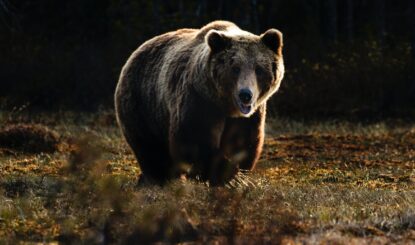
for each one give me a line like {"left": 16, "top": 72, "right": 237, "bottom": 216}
{"left": 260, "top": 29, "right": 283, "bottom": 55}
{"left": 206, "top": 30, "right": 231, "bottom": 53}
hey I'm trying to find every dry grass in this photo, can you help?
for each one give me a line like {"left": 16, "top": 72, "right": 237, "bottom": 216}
{"left": 0, "top": 124, "right": 61, "bottom": 153}
{"left": 0, "top": 112, "right": 414, "bottom": 244}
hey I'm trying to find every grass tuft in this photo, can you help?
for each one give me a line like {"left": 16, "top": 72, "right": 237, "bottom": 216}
{"left": 0, "top": 124, "right": 61, "bottom": 153}
{"left": 0, "top": 114, "right": 414, "bottom": 243}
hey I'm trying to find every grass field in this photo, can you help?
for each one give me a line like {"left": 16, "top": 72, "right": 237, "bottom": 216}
{"left": 0, "top": 112, "right": 414, "bottom": 244}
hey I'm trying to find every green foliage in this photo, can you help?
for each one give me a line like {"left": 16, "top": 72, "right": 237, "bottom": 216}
{"left": 271, "top": 39, "right": 415, "bottom": 119}
{"left": 0, "top": 0, "right": 414, "bottom": 119}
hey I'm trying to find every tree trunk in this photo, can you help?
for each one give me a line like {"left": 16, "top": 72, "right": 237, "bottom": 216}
{"left": 322, "top": 0, "right": 338, "bottom": 44}
{"left": 218, "top": 0, "right": 231, "bottom": 20}
{"left": 374, "top": 0, "right": 385, "bottom": 45}
{"left": 250, "top": 0, "right": 259, "bottom": 33}
{"left": 408, "top": 0, "right": 415, "bottom": 99}
{"left": 345, "top": 0, "right": 353, "bottom": 42}
{"left": 264, "top": 0, "right": 282, "bottom": 29}
{"left": 178, "top": 0, "right": 184, "bottom": 16}
{"left": 196, "top": 0, "right": 207, "bottom": 18}
{"left": 217, "top": 0, "right": 223, "bottom": 19}
{"left": 410, "top": 1, "right": 415, "bottom": 58}
{"left": 0, "top": 0, "right": 18, "bottom": 31}
{"left": 151, "top": 0, "right": 161, "bottom": 34}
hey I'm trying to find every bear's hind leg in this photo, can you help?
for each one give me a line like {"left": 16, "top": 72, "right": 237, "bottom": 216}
{"left": 129, "top": 139, "right": 179, "bottom": 185}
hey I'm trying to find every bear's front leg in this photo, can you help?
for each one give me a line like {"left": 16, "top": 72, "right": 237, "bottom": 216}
{"left": 203, "top": 148, "right": 239, "bottom": 186}
{"left": 220, "top": 104, "right": 266, "bottom": 170}
{"left": 169, "top": 111, "right": 238, "bottom": 185}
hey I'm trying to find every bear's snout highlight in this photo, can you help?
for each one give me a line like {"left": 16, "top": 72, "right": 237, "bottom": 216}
{"left": 236, "top": 88, "right": 254, "bottom": 115}
{"left": 238, "top": 88, "right": 253, "bottom": 104}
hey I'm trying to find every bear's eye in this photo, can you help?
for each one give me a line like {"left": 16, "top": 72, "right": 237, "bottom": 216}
{"left": 232, "top": 66, "right": 240, "bottom": 76}
{"left": 255, "top": 66, "right": 266, "bottom": 78}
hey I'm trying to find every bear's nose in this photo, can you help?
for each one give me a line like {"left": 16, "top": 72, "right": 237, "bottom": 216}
{"left": 239, "top": 89, "right": 253, "bottom": 104}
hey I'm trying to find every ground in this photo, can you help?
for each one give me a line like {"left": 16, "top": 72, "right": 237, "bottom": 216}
{"left": 0, "top": 111, "right": 414, "bottom": 244}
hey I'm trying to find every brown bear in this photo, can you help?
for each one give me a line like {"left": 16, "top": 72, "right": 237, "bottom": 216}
{"left": 115, "top": 21, "right": 284, "bottom": 185}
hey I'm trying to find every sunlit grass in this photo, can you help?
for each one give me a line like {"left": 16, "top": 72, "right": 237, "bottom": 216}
{"left": 0, "top": 112, "right": 414, "bottom": 243}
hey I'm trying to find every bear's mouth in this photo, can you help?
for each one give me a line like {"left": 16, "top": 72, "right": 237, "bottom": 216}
{"left": 236, "top": 100, "right": 252, "bottom": 115}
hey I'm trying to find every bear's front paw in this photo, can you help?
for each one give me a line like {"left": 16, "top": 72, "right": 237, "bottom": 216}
{"left": 208, "top": 158, "right": 239, "bottom": 186}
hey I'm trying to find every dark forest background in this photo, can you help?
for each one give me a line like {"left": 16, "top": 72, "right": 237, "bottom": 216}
{"left": 1, "top": 0, "right": 415, "bottom": 120}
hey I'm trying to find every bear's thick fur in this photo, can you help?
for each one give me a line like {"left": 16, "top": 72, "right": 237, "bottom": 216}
{"left": 115, "top": 21, "right": 284, "bottom": 185}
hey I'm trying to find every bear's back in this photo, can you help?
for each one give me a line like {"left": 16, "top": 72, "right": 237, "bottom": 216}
{"left": 135, "top": 20, "right": 237, "bottom": 64}
{"left": 196, "top": 20, "right": 238, "bottom": 39}
{"left": 116, "top": 20, "right": 241, "bottom": 140}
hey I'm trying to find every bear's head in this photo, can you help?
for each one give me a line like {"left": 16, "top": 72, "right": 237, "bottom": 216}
{"left": 205, "top": 28, "right": 284, "bottom": 117}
